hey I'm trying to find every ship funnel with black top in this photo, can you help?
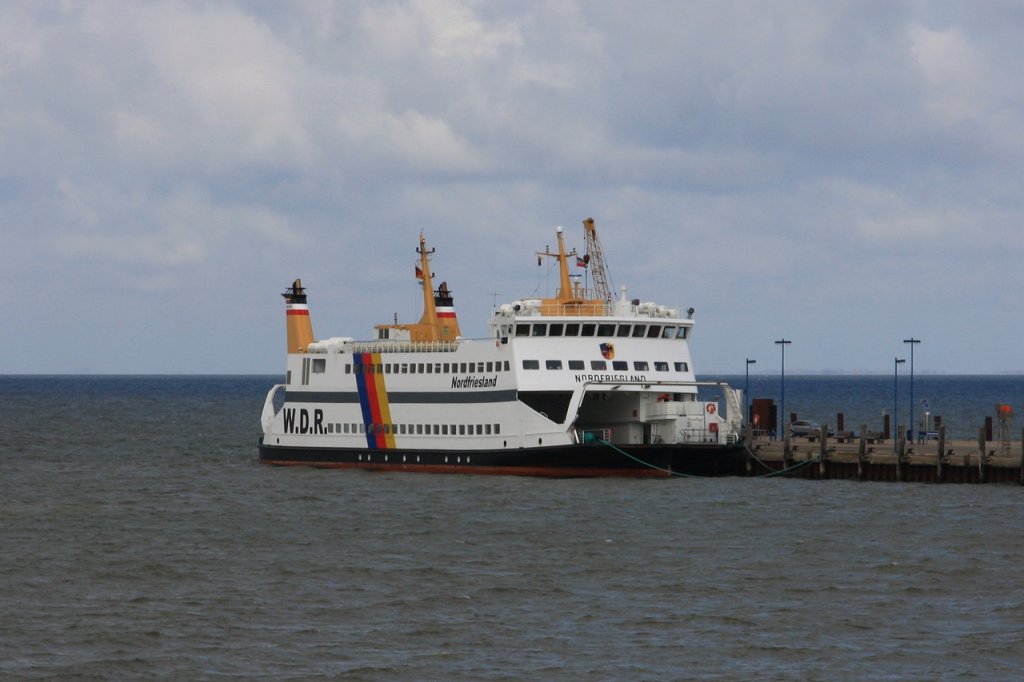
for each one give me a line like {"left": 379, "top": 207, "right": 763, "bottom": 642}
{"left": 283, "top": 278, "right": 315, "bottom": 353}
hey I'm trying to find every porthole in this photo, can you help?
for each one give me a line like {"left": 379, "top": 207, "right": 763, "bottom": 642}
{"left": 403, "top": 455, "right": 407, "bottom": 463}
{"left": 385, "top": 455, "right": 389, "bottom": 462}
{"left": 358, "top": 454, "right": 362, "bottom": 462}
{"left": 445, "top": 456, "right": 449, "bottom": 463}
{"left": 467, "top": 456, "right": 471, "bottom": 464}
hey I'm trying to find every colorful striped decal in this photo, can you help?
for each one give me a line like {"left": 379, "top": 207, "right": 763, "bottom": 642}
{"left": 352, "top": 352, "right": 396, "bottom": 449}
{"left": 436, "top": 306, "right": 456, "bottom": 319}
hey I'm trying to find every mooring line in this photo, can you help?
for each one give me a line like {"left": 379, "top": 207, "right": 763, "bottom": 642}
{"left": 597, "top": 439, "right": 709, "bottom": 478}
{"left": 599, "top": 439, "right": 818, "bottom": 478}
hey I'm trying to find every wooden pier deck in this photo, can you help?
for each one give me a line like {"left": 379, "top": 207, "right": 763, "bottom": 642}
{"left": 740, "top": 427, "right": 1024, "bottom": 484}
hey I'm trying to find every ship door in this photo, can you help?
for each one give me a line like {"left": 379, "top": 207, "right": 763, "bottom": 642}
{"left": 643, "top": 423, "right": 652, "bottom": 445}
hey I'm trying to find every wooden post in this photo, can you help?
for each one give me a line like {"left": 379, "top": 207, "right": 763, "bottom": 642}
{"left": 936, "top": 424, "right": 946, "bottom": 483}
{"left": 743, "top": 421, "right": 754, "bottom": 476}
{"left": 783, "top": 430, "right": 793, "bottom": 472}
{"left": 896, "top": 423, "right": 905, "bottom": 482}
{"left": 819, "top": 424, "right": 828, "bottom": 478}
{"left": 837, "top": 412, "right": 845, "bottom": 432}
{"left": 977, "top": 426, "right": 986, "bottom": 483}
{"left": 858, "top": 424, "right": 867, "bottom": 480}
{"left": 883, "top": 414, "right": 891, "bottom": 441}
{"left": 1019, "top": 428, "right": 1024, "bottom": 486}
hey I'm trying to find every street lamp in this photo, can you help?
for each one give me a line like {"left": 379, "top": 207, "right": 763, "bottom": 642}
{"left": 745, "top": 358, "right": 756, "bottom": 424}
{"left": 775, "top": 339, "right": 791, "bottom": 438}
{"left": 904, "top": 338, "right": 921, "bottom": 443}
{"left": 894, "top": 358, "right": 906, "bottom": 452}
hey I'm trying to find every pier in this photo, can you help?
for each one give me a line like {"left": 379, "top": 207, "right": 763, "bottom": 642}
{"left": 740, "top": 424, "right": 1024, "bottom": 484}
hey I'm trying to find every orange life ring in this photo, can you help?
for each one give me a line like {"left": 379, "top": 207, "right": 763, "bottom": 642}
{"left": 706, "top": 403, "right": 717, "bottom": 414}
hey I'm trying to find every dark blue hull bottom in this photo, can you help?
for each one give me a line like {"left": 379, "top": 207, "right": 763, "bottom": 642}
{"left": 258, "top": 442, "right": 747, "bottom": 478}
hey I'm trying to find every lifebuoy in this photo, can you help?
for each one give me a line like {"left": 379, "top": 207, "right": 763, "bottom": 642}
{"left": 706, "top": 403, "right": 717, "bottom": 414}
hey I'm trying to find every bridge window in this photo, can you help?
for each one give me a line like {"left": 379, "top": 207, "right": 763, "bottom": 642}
{"left": 515, "top": 324, "right": 530, "bottom": 336}
{"left": 565, "top": 323, "right": 580, "bottom": 336}
{"left": 548, "top": 323, "right": 564, "bottom": 337}
{"left": 674, "top": 362, "right": 689, "bottom": 372}
{"left": 676, "top": 327, "right": 688, "bottom": 339}
{"left": 545, "top": 360, "right": 562, "bottom": 370}
{"left": 662, "top": 326, "right": 677, "bottom": 339}
{"left": 597, "top": 324, "right": 615, "bottom": 336}
{"left": 568, "top": 360, "right": 585, "bottom": 370}
{"left": 523, "top": 360, "right": 540, "bottom": 370}
{"left": 581, "top": 323, "right": 596, "bottom": 336}
{"left": 532, "top": 324, "right": 547, "bottom": 337}
{"left": 647, "top": 326, "right": 662, "bottom": 338}
{"left": 616, "top": 325, "right": 631, "bottom": 337}
{"left": 613, "top": 361, "right": 628, "bottom": 371}
{"left": 631, "top": 325, "right": 646, "bottom": 337}
{"left": 633, "top": 361, "right": 649, "bottom": 371}
{"left": 655, "top": 361, "right": 669, "bottom": 372}
{"left": 590, "top": 360, "right": 607, "bottom": 370}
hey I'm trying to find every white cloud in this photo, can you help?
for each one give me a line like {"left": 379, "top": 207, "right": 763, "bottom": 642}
{"left": 3, "top": 1, "right": 1024, "bottom": 372}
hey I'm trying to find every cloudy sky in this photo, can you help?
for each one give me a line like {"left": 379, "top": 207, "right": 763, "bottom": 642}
{"left": 3, "top": 1, "right": 1023, "bottom": 374}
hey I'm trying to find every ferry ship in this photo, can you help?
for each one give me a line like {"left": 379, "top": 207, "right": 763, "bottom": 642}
{"left": 258, "top": 219, "right": 745, "bottom": 477}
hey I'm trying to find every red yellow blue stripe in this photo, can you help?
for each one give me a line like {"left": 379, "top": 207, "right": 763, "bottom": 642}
{"left": 353, "top": 352, "right": 396, "bottom": 449}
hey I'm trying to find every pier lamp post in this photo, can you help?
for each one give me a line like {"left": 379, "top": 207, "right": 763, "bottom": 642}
{"left": 904, "top": 338, "right": 921, "bottom": 443}
{"left": 745, "top": 358, "right": 756, "bottom": 424}
{"left": 894, "top": 358, "right": 906, "bottom": 453}
{"left": 775, "top": 340, "right": 791, "bottom": 438}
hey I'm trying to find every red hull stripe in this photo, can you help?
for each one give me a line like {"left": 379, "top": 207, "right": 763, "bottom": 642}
{"left": 286, "top": 309, "right": 310, "bottom": 316}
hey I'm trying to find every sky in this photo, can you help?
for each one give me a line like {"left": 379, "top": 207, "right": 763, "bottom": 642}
{"left": 3, "top": 0, "right": 1024, "bottom": 375}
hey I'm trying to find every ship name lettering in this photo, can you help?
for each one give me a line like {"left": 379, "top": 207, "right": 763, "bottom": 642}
{"left": 283, "top": 407, "right": 326, "bottom": 434}
{"left": 575, "top": 374, "right": 648, "bottom": 383}
{"left": 451, "top": 375, "right": 499, "bottom": 389}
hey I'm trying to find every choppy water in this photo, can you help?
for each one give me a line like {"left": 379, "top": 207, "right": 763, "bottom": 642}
{"left": 2, "top": 376, "right": 1023, "bottom": 680}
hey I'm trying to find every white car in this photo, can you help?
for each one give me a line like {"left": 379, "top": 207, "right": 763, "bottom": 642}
{"left": 790, "top": 420, "right": 831, "bottom": 437}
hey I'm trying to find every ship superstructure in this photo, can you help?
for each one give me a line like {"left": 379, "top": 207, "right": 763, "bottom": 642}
{"left": 259, "top": 220, "right": 744, "bottom": 477}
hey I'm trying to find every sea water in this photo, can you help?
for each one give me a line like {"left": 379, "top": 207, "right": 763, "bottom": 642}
{"left": 1, "top": 375, "right": 1022, "bottom": 680}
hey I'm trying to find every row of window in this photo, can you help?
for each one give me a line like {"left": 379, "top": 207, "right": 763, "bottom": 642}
{"left": 522, "top": 359, "right": 689, "bottom": 372}
{"left": 345, "top": 360, "right": 512, "bottom": 375}
{"left": 511, "top": 322, "right": 688, "bottom": 339}
{"left": 327, "top": 422, "right": 501, "bottom": 436}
